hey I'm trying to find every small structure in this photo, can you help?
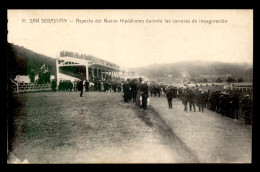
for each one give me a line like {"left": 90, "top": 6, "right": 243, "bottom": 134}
{"left": 119, "top": 71, "right": 149, "bottom": 81}
{"left": 10, "top": 78, "right": 52, "bottom": 93}
{"left": 230, "top": 83, "right": 253, "bottom": 92}
{"left": 14, "top": 75, "right": 30, "bottom": 83}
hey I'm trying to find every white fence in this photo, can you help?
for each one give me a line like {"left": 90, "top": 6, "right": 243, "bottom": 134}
{"left": 11, "top": 82, "right": 52, "bottom": 93}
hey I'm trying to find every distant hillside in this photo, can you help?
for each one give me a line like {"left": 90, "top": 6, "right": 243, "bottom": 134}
{"left": 7, "top": 43, "right": 253, "bottom": 83}
{"left": 129, "top": 61, "right": 253, "bottom": 83}
{"left": 7, "top": 43, "right": 56, "bottom": 79}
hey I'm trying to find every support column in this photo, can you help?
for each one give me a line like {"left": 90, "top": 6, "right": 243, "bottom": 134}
{"left": 99, "top": 69, "right": 102, "bottom": 78}
{"left": 92, "top": 67, "right": 94, "bottom": 78}
{"left": 103, "top": 70, "right": 105, "bottom": 79}
{"left": 111, "top": 71, "right": 114, "bottom": 79}
{"left": 94, "top": 68, "right": 97, "bottom": 78}
{"left": 85, "top": 64, "right": 89, "bottom": 81}
{"left": 56, "top": 59, "right": 60, "bottom": 89}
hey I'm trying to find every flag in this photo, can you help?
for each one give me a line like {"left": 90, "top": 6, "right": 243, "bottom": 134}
{"left": 40, "top": 64, "right": 45, "bottom": 70}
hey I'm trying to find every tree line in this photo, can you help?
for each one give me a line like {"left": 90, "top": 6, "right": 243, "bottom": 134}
{"left": 7, "top": 43, "right": 56, "bottom": 79}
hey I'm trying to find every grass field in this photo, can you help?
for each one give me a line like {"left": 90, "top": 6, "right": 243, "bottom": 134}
{"left": 8, "top": 91, "right": 192, "bottom": 163}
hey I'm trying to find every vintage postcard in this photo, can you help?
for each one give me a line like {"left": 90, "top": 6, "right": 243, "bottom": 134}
{"left": 7, "top": 9, "right": 253, "bottom": 164}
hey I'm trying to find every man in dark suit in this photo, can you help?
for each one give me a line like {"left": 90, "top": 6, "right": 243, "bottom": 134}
{"left": 188, "top": 89, "right": 196, "bottom": 112}
{"left": 78, "top": 80, "right": 84, "bottom": 97}
{"left": 136, "top": 77, "right": 143, "bottom": 106}
{"left": 230, "top": 93, "right": 240, "bottom": 119}
{"left": 140, "top": 81, "right": 149, "bottom": 110}
{"left": 123, "top": 81, "right": 130, "bottom": 102}
{"left": 182, "top": 88, "right": 189, "bottom": 112}
{"left": 85, "top": 80, "right": 89, "bottom": 92}
{"left": 130, "top": 79, "right": 138, "bottom": 103}
{"left": 51, "top": 79, "right": 57, "bottom": 92}
{"left": 241, "top": 94, "right": 252, "bottom": 125}
{"left": 197, "top": 90, "right": 205, "bottom": 112}
{"left": 166, "top": 86, "right": 174, "bottom": 109}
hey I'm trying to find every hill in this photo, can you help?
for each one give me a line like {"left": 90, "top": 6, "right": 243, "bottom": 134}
{"left": 7, "top": 43, "right": 253, "bottom": 83}
{"left": 7, "top": 43, "right": 56, "bottom": 79}
{"left": 129, "top": 60, "right": 253, "bottom": 83}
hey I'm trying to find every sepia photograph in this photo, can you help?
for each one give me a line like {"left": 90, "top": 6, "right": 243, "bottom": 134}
{"left": 7, "top": 9, "right": 253, "bottom": 164}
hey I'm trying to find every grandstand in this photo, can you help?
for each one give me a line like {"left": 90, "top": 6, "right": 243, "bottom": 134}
{"left": 56, "top": 51, "right": 121, "bottom": 87}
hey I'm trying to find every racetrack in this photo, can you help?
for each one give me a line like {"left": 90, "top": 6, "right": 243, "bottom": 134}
{"left": 7, "top": 91, "right": 251, "bottom": 163}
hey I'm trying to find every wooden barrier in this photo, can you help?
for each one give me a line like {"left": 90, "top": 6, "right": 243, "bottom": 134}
{"left": 11, "top": 83, "right": 52, "bottom": 93}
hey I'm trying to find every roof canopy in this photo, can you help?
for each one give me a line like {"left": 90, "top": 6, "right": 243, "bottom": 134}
{"left": 60, "top": 51, "right": 120, "bottom": 71}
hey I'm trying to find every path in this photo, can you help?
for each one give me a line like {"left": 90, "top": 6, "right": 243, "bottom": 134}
{"left": 149, "top": 96, "right": 252, "bottom": 163}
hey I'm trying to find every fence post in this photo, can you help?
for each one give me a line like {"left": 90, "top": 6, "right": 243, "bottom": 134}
{"left": 16, "top": 83, "right": 19, "bottom": 93}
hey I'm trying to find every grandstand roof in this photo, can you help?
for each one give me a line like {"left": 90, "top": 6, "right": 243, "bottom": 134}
{"left": 60, "top": 51, "right": 120, "bottom": 71}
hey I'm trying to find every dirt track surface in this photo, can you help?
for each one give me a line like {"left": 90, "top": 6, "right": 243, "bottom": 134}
{"left": 8, "top": 92, "right": 198, "bottom": 163}
{"left": 150, "top": 96, "right": 252, "bottom": 163}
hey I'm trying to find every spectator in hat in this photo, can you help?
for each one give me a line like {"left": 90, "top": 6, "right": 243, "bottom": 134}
{"left": 166, "top": 86, "right": 174, "bottom": 109}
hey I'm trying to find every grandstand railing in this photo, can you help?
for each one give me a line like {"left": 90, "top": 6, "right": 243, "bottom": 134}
{"left": 11, "top": 82, "right": 52, "bottom": 93}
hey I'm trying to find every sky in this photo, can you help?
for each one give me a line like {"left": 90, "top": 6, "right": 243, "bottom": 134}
{"left": 8, "top": 10, "right": 253, "bottom": 70}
